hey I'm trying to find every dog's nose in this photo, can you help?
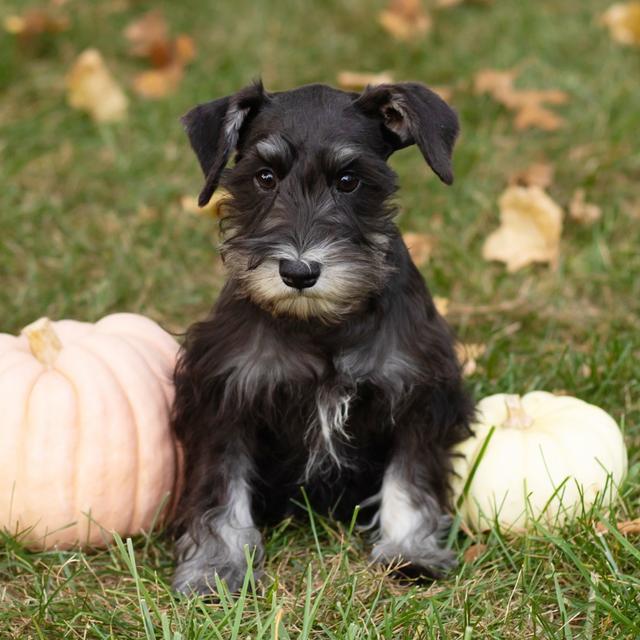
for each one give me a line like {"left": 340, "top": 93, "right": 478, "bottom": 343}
{"left": 279, "top": 259, "right": 321, "bottom": 290}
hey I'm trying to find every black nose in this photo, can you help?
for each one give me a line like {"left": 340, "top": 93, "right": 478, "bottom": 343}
{"left": 279, "top": 259, "right": 321, "bottom": 290}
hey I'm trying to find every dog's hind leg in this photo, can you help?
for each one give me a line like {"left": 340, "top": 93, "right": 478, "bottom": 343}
{"left": 172, "top": 455, "right": 263, "bottom": 595}
{"left": 370, "top": 457, "right": 457, "bottom": 578}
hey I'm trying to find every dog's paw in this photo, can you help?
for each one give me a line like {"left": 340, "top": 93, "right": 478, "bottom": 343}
{"left": 172, "top": 525, "right": 264, "bottom": 596}
{"left": 370, "top": 540, "right": 458, "bottom": 580}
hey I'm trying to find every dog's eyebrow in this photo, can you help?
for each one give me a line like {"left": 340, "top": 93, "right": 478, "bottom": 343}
{"left": 325, "top": 144, "right": 363, "bottom": 170}
{"left": 255, "top": 135, "right": 294, "bottom": 167}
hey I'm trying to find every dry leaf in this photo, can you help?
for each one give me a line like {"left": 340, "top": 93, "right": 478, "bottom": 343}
{"left": 403, "top": 232, "right": 434, "bottom": 266}
{"left": 124, "top": 10, "right": 171, "bottom": 64}
{"left": 433, "top": 296, "right": 449, "bottom": 316}
{"left": 513, "top": 104, "right": 565, "bottom": 131}
{"left": 336, "top": 71, "right": 394, "bottom": 91}
{"left": 474, "top": 67, "right": 568, "bottom": 131}
{"left": 436, "top": 0, "right": 493, "bottom": 6}
{"left": 596, "top": 518, "right": 640, "bottom": 535}
{"left": 601, "top": 2, "right": 640, "bottom": 46}
{"left": 133, "top": 64, "right": 183, "bottom": 99}
{"left": 66, "top": 49, "right": 128, "bottom": 123}
{"left": 618, "top": 519, "right": 640, "bottom": 534}
{"left": 482, "top": 185, "right": 563, "bottom": 272}
{"left": 455, "top": 342, "right": 486, "bottom": 376}
{"left": 378, "top": 0, "right": 432, "bottom": 41}
{"left": 580, "top": 363, "right": 592, "bottom": 378}
{"left": 497, "top": 88, "right": 569, "bottom": 110}
{"left": 569, "top": 189, "right": 601, "bottom": 224}
{"left": 509, "top": 162, "right": 555, "bottom": 189}
{"left": 181, "top": 188, "right": 231, "bottom": 218}
{"left": 473, "top": 68, "right": 518, "bottom": 96}
{"left": 174, "top": 34, "right": 196, "bottom": 65}
{"left": 4, "top": 7, "right": 69, "bottom": 40}
{"left": 463, "top": 543, "right": 487, "bottom": 562}
{"left": 124, "top": 10, "right": 197, "bottom": 99}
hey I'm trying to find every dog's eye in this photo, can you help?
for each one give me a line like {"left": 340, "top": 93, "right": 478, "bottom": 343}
{"left": 336, "top": 172, "right": 359, "bottom": 193}
{"left": 255, "top": 168, "right": 277, "bottom": 190}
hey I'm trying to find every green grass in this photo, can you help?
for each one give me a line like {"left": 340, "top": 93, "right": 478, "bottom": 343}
{"left": 1, "top": 0, "right": 640, "bottom": 637}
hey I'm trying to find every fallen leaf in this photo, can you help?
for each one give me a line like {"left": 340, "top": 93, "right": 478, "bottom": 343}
{"left": 378, "top": 0, "right": 432, "bottom": 41}
{"left": 433, "top": 296, "right": 449, "bottom": 316}
{"left": 482, "top": 185, "right": 563, "bottom": 272}
{"left": 601, "top": 2, "right": 640, "bottom": 46}
{"left": 403, "top": 232, "right": 435, "bottom": 266}
{"left": 618, "top": 519, "right": 640, "bottom": 534}
{"left": 463, "top": 543, "right": 487, "bottom": 562}
{"left": 181, "top": 188, "right": 231, "bottom": 218}
{"left": 497, "top": 88, "right": 569, "bottom": 110}
{"left": 133, "top": 63, "right": 183, "bottom": 98}
{"left": 124, "top": 9, "right": 171, "bottom": 65}
{"left": 174, "top": 34, "right": 197, "bottom": 65}
{"left": 513, "top": 104, "right": 565, "bottom": 131}
{"left": 66, "top": 49, "right": 128, "bottom": 123}
{"left": 336, "top": 71, "right": 394, "bottom": 91}
{"left": 596, "top": 518, "right": 640, "bottom": 535}
{"left": 436, "top": 0, "right": 494, "bottom": 6}
{"left": 4, "top": 7, "right": 69, "bottom": 40}
{"left": 474, "top": 67, "right": 568, "bottom": 131}
{"left": 569, "top": 189, "right": 601, "bottom": 224}
{"left": 473, "top": 68, "right": 518, "bottom": 97}
{"left": 455, "top": 342, "right": 486, "bottom": 376}
{"left": 124, "top": 10, "right": 197, "bottom": 98}
{"left": 509, "top": 162, "right": 555, "bottom": 189}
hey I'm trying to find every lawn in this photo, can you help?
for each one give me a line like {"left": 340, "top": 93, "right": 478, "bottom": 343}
{"left": 1, "top": 0, "right": 640, "bottom": 637}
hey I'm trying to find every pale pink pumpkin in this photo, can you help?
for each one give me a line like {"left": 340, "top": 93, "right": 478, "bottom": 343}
{"left": 0, "top": 313, "right": 182, "bottom": 549}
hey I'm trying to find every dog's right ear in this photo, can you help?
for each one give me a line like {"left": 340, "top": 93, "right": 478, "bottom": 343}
{"left": 182, "top": 81, "right": 268, "bottom": 206}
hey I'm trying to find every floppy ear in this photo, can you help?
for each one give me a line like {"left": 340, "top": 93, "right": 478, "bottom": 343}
{"left": 353, "top": 82, "right": 459, "bottom": 185}
{"left": 181, "top": 80, "right": 268, "bottom": 206}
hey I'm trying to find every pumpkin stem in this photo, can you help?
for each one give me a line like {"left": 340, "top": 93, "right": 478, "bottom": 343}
{"left": 503, "top": 395, "right": 534, "bottom": 429}
{"left": 22, "top": 317, "right": 62, "bottom": 367}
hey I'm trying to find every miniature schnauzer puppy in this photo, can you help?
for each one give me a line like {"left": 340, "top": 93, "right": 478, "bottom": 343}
{"left": 171, "top": 80, "right": 474, "bottom": 595}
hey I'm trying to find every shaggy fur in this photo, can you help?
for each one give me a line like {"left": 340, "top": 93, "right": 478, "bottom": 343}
{"left": 171, "top": 81, "right": 474, "bottom": 595}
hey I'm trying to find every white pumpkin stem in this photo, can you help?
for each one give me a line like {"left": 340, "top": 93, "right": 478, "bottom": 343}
{"left": 503, "top": 395, "right": 534, "bottom": 429}
{"left": 22, "top": 317, "right": 62, "bottom": 367}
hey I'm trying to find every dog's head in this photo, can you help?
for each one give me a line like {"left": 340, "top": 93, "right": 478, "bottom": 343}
{"left": 182, "top": 81, "right": 458, "bottom": 322}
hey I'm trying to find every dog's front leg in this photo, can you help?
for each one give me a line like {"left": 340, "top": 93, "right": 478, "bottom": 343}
{"left": 370, "top": 453, "right": 456, "bottom": 578}
{"left": 369, "top": 384, "right": 470, "bottom": 577}
{"left": 172, "top": 448, "right": 263, "bottom": 596}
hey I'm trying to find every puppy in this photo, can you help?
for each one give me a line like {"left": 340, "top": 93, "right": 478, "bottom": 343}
{"left": 171, "top": 81, "right": 474, "bottom": 595}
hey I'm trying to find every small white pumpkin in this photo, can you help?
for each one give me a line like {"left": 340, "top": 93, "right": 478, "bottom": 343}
{"left": 0, "top": 313, "right": 181, "bottom": 549}
{"left": 451, "top": 391, "right": 627, "bottom": 533}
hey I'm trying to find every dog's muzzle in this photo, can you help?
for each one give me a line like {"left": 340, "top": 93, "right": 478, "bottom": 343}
{"left": 278, "top": 259, "right": 321, "bottom": 290}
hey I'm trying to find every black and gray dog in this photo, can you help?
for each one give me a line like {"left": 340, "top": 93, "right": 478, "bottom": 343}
{"left": 171, "top": 80, "right": 474, "bottom": 595}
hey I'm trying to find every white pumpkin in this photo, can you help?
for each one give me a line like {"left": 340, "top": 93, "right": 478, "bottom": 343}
{"left": 451, "top": 391, "right": 627, "bottom": 533}
{"left": 0, "top": 313, "right": 181, "bottom": 549}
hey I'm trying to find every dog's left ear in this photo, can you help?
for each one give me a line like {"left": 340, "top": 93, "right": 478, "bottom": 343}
{"left": 182, "top": 80, "right": 268, "bottom": 206}
{"left": 353, "top": 82, "right": 459, "bottom": 185}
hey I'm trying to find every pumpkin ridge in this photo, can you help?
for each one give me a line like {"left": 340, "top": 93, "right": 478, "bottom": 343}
{"left": 54, "top": 357, "right": 83, "bottom": 546}
{"left": 78, "top": 339, "right": 141, "bottom": 535}
{"left": 20, "top": 367, "right": 45, "bottom": 542}
{"left": 106, "top": 333, "right": 178, "bottom": 527}
{"left": 55, "top": 344, "right": 137, "bottom": 544}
